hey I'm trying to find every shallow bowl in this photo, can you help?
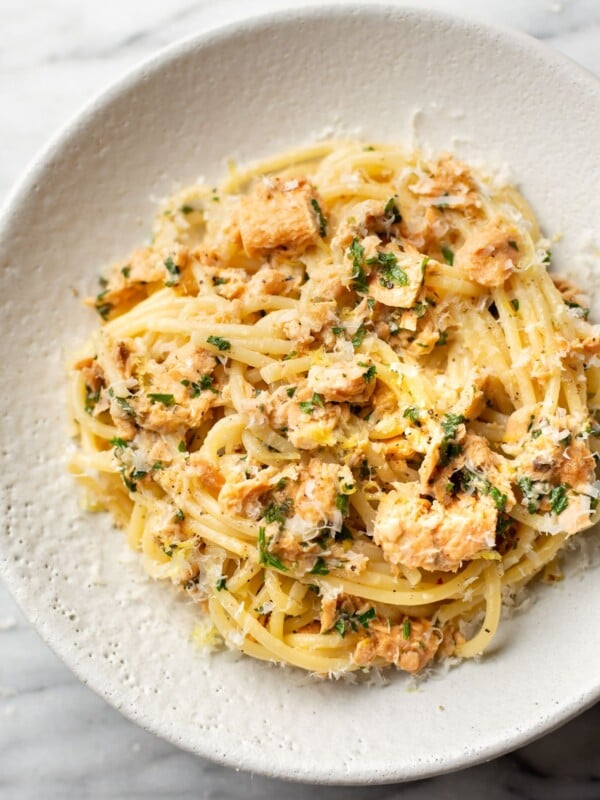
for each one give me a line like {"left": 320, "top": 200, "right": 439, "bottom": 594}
{"left": 1, "top": 2, "right": 600, "bottom": 784}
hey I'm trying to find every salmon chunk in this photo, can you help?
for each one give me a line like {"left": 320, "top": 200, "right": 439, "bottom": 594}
{"left": 373, "top": 482, "right": 497, "bottom": 572}
{"left": 353, "top": 618, "right": 441, "bottom": 673}
{"left": 239, "top": 177, "right": 321, "bottom": 257}
{"left": 366, "top": 243, "right": 427, "bottom": 308}
{"left": 307, "top": 358, "right": 376, "bottom": 404}
{"left": 456, "top": 219, "right": 520, "bottom": 287}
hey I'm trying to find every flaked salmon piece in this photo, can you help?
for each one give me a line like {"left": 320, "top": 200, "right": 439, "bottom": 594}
{"left": 373, "top": 482, "right": 498, "bottom": 572}
{"left": 455, "top": 219, "right": 520, "bottom": 287}
{"left": 552, "top": 275, "right": 586, "bottom": 306}
{"left": 265, "top": 385, "right": 344, "bottom": 450}
{"left": 218, "top": 466, "right": 279, "bottom": 519}
{"left": 246, "top": 266, "right": 302, "bottom": 298}
{"left": 353, "top": 617, "right": 441, "bottom": 673}
{"left": 189, "top": 454, "right": 225, "bottom": 493}
{"left": 307, "top": 358, "right": 376, "bottom": 404}
{"left": 516, "top": 432, "right": 596, "bottom": 495}
{"left": 366, "top": 242, "right": 427, "bottom": 308}
{"left": 411, "top": 155, "right": 480, "bottom": 213}
{"left": 331, "top": 199, "right": 399, "bottom": 251}
{"left": 239, "top": 176, "right": 321, "bottom": 258}
{"left": 285, "top": 458, "right": 349, "bottom": 532}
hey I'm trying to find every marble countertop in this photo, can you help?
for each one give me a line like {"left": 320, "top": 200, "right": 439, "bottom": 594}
{"left": 2, "top": 1, "right": 600, "bottom": 797}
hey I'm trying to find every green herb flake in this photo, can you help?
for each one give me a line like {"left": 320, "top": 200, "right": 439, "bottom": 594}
{"left": 352, "top": 325, "right": 367, "bottom": 349}
{"left": 121, "top": 266, "right": 131, "bottom": 278}
{"left": 258, "top": 526, "right": 288, "bottom": 571}
{"left": 180, "top": 204, "right": 195, "bottom": 214}
{"left": 283, "top": 350, "right": 297, "bottom": 361}
{"left": 335, "top": 493, "right": 350, "bottom": 516}
{"left": 367, "top": 251, "right": 409, "bottom": 289}
{"left": 310, "top": 198, "right": 327, "bottom": 238}
{"left": 489, "top": 486, "right": 507, "bottom": 512}
{"left": 403, "top": 618, "right": 412, "bottom": 639}
{"left": 216, "top": 577, "right": 227, "bottom": 591}
{"left": 148, "top": 392, "right": 175, "bottom": 406}
{"left": 178, "top": 440, "right": 187, "bottom": 453}
{"left": 263, "top": 498, "right": 293, "bottom": 526}
{"left": 403, "top": 406, "right": 421, "bottom": 426}
{"left": 212, "top": 276, "right": 229, "bottom": 286}
{"left": 511, "top": 299, "right": 520, "bottom": 311}
{"left": 308, "top": 557, "right": 330, "bottom": 575}
{"left": 348, "top": 237, "right": 368, "bottom": 294}
{"left": 357, "top": 608, "right": 376, "bottom": 628}
{"left": 164, "top": 256, "right": 180, "bottom": 286}
{"left": 508, "top": 240, "right": 519, "bottom": 251}
{"left": 436, "top": 330, "right": 449, "bottom": 347}
{"left": 384, "top": 197, "right": 402, "bottom": 224}
{"left": 174, "top": 508, "right": 185, "bottom": 522}
{"left": 441, "top": 245, "right": 454, "bottom": 266}
{"left": 332, "top": 326, "right": 345, "bottom": 335}
{"left": 110, "top": 437, "right": 129, "bottom": 449}
{"left": 286, "top": 386, "right": 297, "bottom": 398}
{"left": 550, "top": 485, "right": 569, "bottom": 516}
{"left": 206, "top": 335, "right": 231, "bottom": 351}
{"left": 113, "top": 395, "right": 136, "bottom": 417}
{"left": 362, "top": 365, "right": 377, "bottom": 383}
{"left": 542, "top": 250, "right": 551, "bottom": 264}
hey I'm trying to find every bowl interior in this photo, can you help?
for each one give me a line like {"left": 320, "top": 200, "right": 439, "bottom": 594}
{"left": 1, "top": 3, "right": 600, "bottom": 784}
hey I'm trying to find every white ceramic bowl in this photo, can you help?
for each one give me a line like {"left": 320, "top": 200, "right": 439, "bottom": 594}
{"left": 1, "top": 3, "right": 600, "bottom": 784}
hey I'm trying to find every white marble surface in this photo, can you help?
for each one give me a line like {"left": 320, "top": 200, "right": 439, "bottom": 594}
{"left": 2, "top": 1, "right": 600, "bottom": 797}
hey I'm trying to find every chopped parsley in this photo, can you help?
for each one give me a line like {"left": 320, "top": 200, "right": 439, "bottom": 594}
{"left": 441, "top": 245, "right": 454, "bottom": 266}
{"left": 542, "top": 250, "right": 551, "bottom": 264}
{"left": 310, "top": 198, "right": 327, "bottom": 238}
{"left": 180, "top": 204, "right": 195, "bottom": 214}
{"left": 174, "top": 508, "right": 185, "bottom": 522}
{"left": 299, "top": 392, "right": 325, "bottom": 414}
{"left": 182, "top": 375, "right": 217, "bottom": 396}
{"left": 403, "top": 406, "right": 421, "bottom": 426}
{"left": 436, "top": 330, "right": 449, "bottom": 347}
{"left": 94, "top": 290, "right": 112, "bottom": 320}
{"left": 511, "top": 298, "right": 520, "bottom": 311}
{"left": 84, "top": 385, "right": 100, "bottom": 414}
{"left": 283, "top": 350, "right": 297, "bottom": 361}
{"left": 403, "top": 618, "right": 412, "bottom": 639}
{"left": 333, "top": 607, "right": 375, "bottom": 637}
{"left": 258, "top": 526, "right": 288, "bottom": 571}
{"left": 439, "top": 413, "right": 466, "bottom": 467}
{"left": 384, "top": 196, "right": 402, "bottom": 224}
{"left": 489, "top": 486, "right": 507, "bottom": 512}
{"left": 332, "top": 325, "right": 345, "bottom": 335}
{"left": 550, "top": 485, "right": 569, "bottom": 516}
{"left": 216, "top": 577, "right": 227, "bottom": 591}
{"left": 109, "top": 437, "right": 129, "bottom": 449}
{"left": 263, "top": 498, "right": 293, "bottom": 526}
{"left": 308, "top": 557, "right": 329, "bottom": 575}
{"left": 147, "top": 393, "right": 175, "bottom": 406}
{"left": 212, "top": 276, "right": 228, "bottom": 286}
{"left": 206, "top": 335, "right": 231, "bottom": 351}
{"left": 362, "top": 364, "right": 377, "bottom": 383}
{"left": 164, "top": 256, "right": 180, "bottom": 286}
{"left": 335, "top": 493, "right": 350, "bottom": 516}
{"left": 112, "top": 394, "right": 135, "bottom": 417}
{"left": 286, "top": 386, "right": 297, "bottom": 398}
{"left": 121, "top": 265, "right": 131, "bottom": 278}
{"left": 120, "top": 466, "right": 146, "bottom": 493}
{"left": 508, "top": 240, "right": 519, "bottom": 251}
{"left": 441, "top": 413, "right": 466, "bottom": 439}
{"left": 352, "top": 325, "right": 367, "bottom": 349}
{"left": 178, "top": 440, "right": 187, "bottom": 453}
{"left": 348, "top": 237, "right": 368, "bottom": 293}
{"left": 565, "top": 301, "right": 590, "bottom": 320}
{"left": 367, "top": 251, "right": 408, "bottom": 289}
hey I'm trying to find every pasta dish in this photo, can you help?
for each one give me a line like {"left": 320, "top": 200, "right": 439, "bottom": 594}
{"left": 68, "top": 141, "right": 600, "bottom": 676}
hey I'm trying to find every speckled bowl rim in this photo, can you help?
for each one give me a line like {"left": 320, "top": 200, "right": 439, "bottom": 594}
{"left": 1, "top": 2, "right": 600, "bottom": 785}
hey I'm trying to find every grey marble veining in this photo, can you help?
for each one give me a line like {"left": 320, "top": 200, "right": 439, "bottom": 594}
{"left": 1, "top": 1, "right": 600, "bottom": 798}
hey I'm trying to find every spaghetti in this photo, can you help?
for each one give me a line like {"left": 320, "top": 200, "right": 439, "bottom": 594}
{"left": 68, "top": 141, "right": 600, "bottom": 675}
